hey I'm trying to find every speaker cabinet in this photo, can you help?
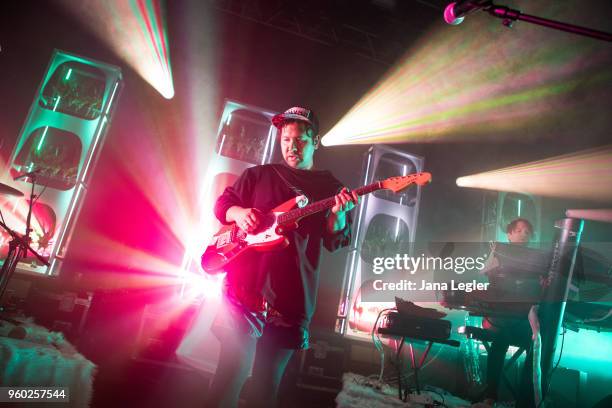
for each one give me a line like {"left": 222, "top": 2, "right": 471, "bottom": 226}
{"left": 1, "top": 49, "right": 122, "bottom": 276}
{"left": 336, "top": 145, "right": 425, "bottom": 339}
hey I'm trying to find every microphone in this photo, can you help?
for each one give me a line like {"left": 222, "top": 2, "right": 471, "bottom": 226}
{"left": 444, "top": 0, "right": 491, "bottom": 25}
{"left": 13, "top": 168, "right": 43, "bottom": 181}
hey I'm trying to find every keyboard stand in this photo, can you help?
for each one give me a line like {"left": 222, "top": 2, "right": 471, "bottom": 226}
{"left": 378, "top": 327, "right": 460, "bottom": 401}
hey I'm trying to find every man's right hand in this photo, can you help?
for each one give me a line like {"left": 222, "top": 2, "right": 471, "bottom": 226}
{"left": 226, "top": 206, "right": 262, "bottom": 233}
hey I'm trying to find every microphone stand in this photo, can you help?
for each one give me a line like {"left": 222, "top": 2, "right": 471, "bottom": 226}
{"left": 484, "top": 2, "right": 612, "bottom": 41}
{"left": 0, "top": 174, "right": 50, "bottom": 310}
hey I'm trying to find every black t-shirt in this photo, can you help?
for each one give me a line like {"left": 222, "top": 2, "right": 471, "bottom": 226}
{"left": 214, "top": 163, "right": 352, "bottom": 327}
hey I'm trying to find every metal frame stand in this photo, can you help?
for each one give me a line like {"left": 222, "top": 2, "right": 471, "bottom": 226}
{"left": 0, "top": 176, "right": 50, "bottom": 307}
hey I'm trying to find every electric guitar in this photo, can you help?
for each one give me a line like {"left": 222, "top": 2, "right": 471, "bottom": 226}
{"left": 201, "top": 172, "right": 432, "bottom": 273}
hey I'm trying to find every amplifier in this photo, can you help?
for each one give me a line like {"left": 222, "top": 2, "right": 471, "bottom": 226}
{"left": 24, "top": 285, "right": 92, "bottom": 342}
{"left": 296, "top": 337, "right": 347, "bottom": 393}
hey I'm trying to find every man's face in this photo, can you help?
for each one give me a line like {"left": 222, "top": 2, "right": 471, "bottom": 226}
{"left": 507, "top": 221, "right": 532, "bottom": 244}
{"left": 280, "top": 122, "right": 319, "bottom": 169}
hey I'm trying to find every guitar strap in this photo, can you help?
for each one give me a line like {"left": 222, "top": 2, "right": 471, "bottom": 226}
{"left": 271, "top": 165, "right": 310, "bottom": 207}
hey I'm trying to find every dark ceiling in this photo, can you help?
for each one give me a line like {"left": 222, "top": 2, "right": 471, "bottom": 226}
{"left": 206, "top": 0, "right": 449, "bottom": 65}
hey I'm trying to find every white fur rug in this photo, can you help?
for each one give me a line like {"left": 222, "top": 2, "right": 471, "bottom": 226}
{"left": 0, "top": 318, "right": 95, "bottom": 407}
{"left": 336, "top": 373, "right": 472, "bottom": 408}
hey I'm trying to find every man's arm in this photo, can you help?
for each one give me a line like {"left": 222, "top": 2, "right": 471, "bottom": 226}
{"left": 327, "top": 209, "right": 348, "bottom": 233}
{"left": 323, "top": 187, "right": 358, "bottom": 252}
{"left": 214, "top": 168, "right": 256, "bottom": 225}
{"left": 479, "top": 243, "right": 499, "bottom": 277}
{"left": 326, "top": 187, "right": 359, "bottom": 233}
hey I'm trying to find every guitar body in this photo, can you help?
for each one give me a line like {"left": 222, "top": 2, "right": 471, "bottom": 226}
{"left": 201, "top": 196, "right": 303, "bottom": 273}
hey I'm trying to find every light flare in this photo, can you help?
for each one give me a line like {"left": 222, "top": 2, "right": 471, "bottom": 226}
{"left": 56, "top": 0, "right": 174, "bottom": 98}
{"left": 456, "top": 145, "right": 612, "bottom": 202}
{"left": 322, "top": 2, "right": 611, "bottom": 146}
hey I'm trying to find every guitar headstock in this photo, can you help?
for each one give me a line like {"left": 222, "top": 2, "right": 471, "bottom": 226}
{"left": 380, "top": 172, "right": 432, "bottom": 193}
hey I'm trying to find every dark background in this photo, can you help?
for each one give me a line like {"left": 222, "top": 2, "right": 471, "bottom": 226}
{"left": 0, "top": 2, "right": 611, "bottom": 404}
{"left": 1, "top": 0, "right": 611, "bottom": 326}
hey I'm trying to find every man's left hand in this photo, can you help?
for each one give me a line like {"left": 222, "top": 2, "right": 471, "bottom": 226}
{"left": 331, "top": 187, "right": 359, "bottom": 214}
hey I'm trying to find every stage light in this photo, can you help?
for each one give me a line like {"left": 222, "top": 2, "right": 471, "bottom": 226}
{"left": 456, "top": 145, "right": 612, "bottom": 202}
{"left": 321, "top": 2, "right": 611, "bottom": 146}
{"left": 57, "top": 0, "right": 174, "bottom": 99}
{"left": 57, "top": 0, "right": 219, "bottom": 296}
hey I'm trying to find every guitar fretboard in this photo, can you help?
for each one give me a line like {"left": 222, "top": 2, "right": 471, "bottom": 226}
{"left": 278, "top": 181, "right": 382, "bottom": 225}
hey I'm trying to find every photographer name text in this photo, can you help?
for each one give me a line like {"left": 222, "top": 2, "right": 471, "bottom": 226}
{"left": 373, "top": 279, "right": 489, "bottom": 292}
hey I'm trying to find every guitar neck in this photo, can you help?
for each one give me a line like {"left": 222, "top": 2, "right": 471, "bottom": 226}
{"left": 278, "top": 181, "right": 382, "bottom": 225}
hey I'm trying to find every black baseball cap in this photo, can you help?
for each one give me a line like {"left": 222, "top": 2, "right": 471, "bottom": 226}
{"left": 272, "top": 106, "right": 319, "bottom": 134}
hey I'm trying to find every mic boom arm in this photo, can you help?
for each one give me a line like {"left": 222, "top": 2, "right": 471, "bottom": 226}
{"left": 444, "top": 1, "right": 612, "bottom": 42}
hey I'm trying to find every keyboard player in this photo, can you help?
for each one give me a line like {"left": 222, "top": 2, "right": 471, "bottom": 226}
{"left": 476, "top": 218, "right": 546, "bottom": 408}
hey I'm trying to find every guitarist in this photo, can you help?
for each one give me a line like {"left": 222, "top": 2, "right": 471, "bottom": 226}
{"left": 209, "top": 107, "right": 359, "bottom": 408}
